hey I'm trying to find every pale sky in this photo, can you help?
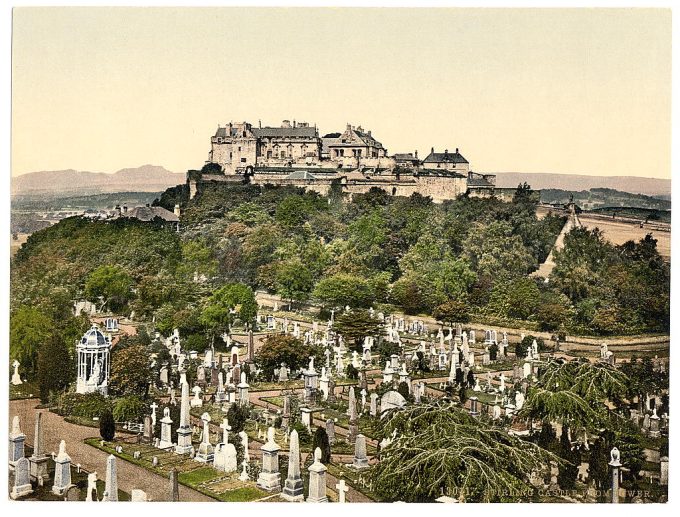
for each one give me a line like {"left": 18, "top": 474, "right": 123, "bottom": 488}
{"left": 11, "top": 7, "right": 672, "bottom": 178}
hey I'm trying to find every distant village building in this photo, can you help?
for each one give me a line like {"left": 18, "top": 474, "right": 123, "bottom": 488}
{"left": 114, "top": 204, "right": 180, "bottom": 230}
{"left": 193, "top": 119, "right": 504, "bottom": 203}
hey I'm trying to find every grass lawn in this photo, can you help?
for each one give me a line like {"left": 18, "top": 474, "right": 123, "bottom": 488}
{"left": 84, "top": 437, "right": 270, "bottom": 501}
{"left": 10, "top": 381, "right": 39, "bottom": 400}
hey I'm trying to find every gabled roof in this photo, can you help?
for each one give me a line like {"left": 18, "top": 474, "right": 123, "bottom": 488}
{"left": 252, "top": 127, "right": 318, "bottom": 139}
{"left": 422, "top": 149, "right": 469, "bottom": 164}
{"left": 393, "top": 153, "right": 419, "bottom": 162}
{"left": 126, "top": 206, "right": 179, "bottom": 222}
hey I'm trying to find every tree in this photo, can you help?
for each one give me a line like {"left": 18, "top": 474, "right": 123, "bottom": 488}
{"left": 200, "top": 283, "right": 259, "bottom": 344}
{"left": 312, "top": 273, "right": 373, "bottom": 309}
{"left": 274, "top": 259, "right": 314, "bottom": 306}
{"left": 99, "top": 409, "right": 115, "bottom": 441}
{"left": 433, "top": 299, "right": 471, "bottom": 327}
{"left": 312, "top": 427, "right": 331, "bottom": 464}
{"left": 556, "top": 425, "right": 578, "bottom": 490}
{"left": 370, "top": 403, "right": 558, "bottom": 502}
{"left": 10, "top": 305, "right": 53, "bottom": 375}
{"left": 227, "top": 403, "right": 250, "bottom": 434}
{"left": 397, "top": 381, "right": 410, "bottom": 400}
{"left": 333, "top": 309, "right": 383, "bottom": 352}
{"left": 254, "top": 334, "right": 324, "bottom": 380}
{"left": 37, "top": 333, "right": 73, "bottom": 403}
{"left": 109, "top": 343, "right": 153, "bottom": 397}
{"left": 84, "top": 265, "right": 134, "bottom": 312}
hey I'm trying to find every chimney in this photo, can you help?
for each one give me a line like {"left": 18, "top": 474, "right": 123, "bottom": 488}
{"left": 346, "top": 123, "right": 351, "bottom": 132}
{"left": 174, "top": 204, "right": 181, "bottom": 218}
{"left": 456, "top": 148, "right": 459, "bottom": 154}
{"left": 444, "top": 149, "right": 448, "bottom": 156}
{"left": 293, "top": 120, "right": 296, "bottom": 128}
{"left": 258, "top": 119, "right": 261, "bottom": 128}
{"left": 145, "top": 203, "right": 150, "bottom": 208}
{"left": 123, "top": 205, "right": 128, "bottom": 214}
{"left": 415, "top": 150, "right": 418, "bottom": 159}
{"left": 368, "top": 130, "right": 371, "bottom": 137}
{"left": 431, "top": 147, "right": 434, "bottom": 154}
{"left": 282, "top": 120, "right": 291, "bottom": 128}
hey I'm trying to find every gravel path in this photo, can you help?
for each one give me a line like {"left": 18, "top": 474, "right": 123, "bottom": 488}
{"left": 9, "top": 398, "right": 214, "bottom": 502}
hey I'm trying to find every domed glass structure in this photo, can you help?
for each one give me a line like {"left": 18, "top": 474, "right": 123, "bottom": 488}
{"left": 75, "top": 324, "right": 111, "bottom": 395}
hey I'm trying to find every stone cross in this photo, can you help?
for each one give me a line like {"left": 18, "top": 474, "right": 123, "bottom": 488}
{"left": 335, "top": 479, "right": 349, "bottom": 503}
{"left": 150, "top": 402, "right": 159, "bottom": 427}
{"left": 220, "top": 418, "right": 231, "bottom": 444}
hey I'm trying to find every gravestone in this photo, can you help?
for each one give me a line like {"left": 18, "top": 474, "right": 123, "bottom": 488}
{"left": 10, "top": 457, "right": 33, "bottom": 499}
{"left": 335, "top": 479, "right": 349, "bottom": 503}
{"left": 195, "top": 413, "right": 215, "bottom": 463}
{"left": 256, "top": 427, "right": 282, "bottom": 492}
{"left": 213, "top": 443, "right": 237, "bottom": 473}
{"left": 52, "top": 440, "right": 72, "bottom": 496}
{"left": 144, "top": 415, "right": 153, "bottom": 443}
{"left": 86, "top": 471, "right": 98, "bottom": 501}
{"left": 281, "top": 429, "right": 304, "bottom": 501}
{"left": 104, "top": 454, "right": 119, "bottom": 501}
{"left": 191, "top": 385, "right": 203, "bottom": 408}
{"left": 325, "top": 419, "right": 336, "bottom": 444}
{"left": 237, "top": 372, "right": 250, "bottom": 406}
{"left": 352, "top": 434, "right": 369, "bottom": 469}
{"left": 380, "top": 391, "right": 407, "bottom": 414}
{"left": 348, "top": 387, "right": 359, "bottom": 442}
{"left": 306, "top": 447, "right": 328, "bottom": 503}
{"left": 327, "top": 378, "right": 337, "bottom": 403}
{"left": 169, "top": 469, "right": 180, "bottom": 502}
{"left": 300, "top": 407, "right": 314, "bottom": 431}
{"left": 159, "top": 407, "right": 174, "bottom": 449}
{"left": 9, "top": 415, "right": 25, "bottom": 470}
{"left": 370, "top": 392, "right": 378, "bottom": 416}
{"left": 29, "top": 412, "right": 49, "bottom": 483}
{"left": 175, "top": 381, "right": 194, "bottom": 455}
{"left": 65, "top": 484, "right": 81, "bottom": 501}
{"left": 131, "top": 489, "right": 148, "bottom": 501}
{"left": 11, "top": 360, "right": 23, "bottom": 385}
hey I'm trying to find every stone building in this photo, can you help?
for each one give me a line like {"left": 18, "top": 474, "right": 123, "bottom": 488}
{"left": 195, "top": 119, "right": 503, "bottom": 204}
{"left": 421, "top": 147, "right": 470, "bottom": 174}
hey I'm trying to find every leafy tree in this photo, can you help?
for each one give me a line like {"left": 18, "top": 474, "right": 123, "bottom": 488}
{"left": 254, "top": 334, "right": 323, "bottom": 379}
{"left": 274, "top": 259, "right": 314, "bottom": 306}
{"left": 433, "top": 299, "right": 471, "bottom": 327}
{"left": 84, "top": 265, "right": 134, "bottom": 312}
{"left": 312, "top": 273, "right": 373, "bottom": 309}
{"left": 10, "top": 306, "right": 53, "bottom": 375}
{"left": 113, "top": 395, "right": 147, "bottom": 422}
{"left": 312, "top": 427, "right": 332, "bottom": 464}
{"left": 109, "top": 343, "right": 153, "bottom": 397}
{"left": 334, "top": 309, "right": 383, "bottom": 352}
{"left": 37, "top": 333, "right": 74, "bottom": 403}
{"left": 370, "top": 403, "right": 558, "bottom": 502}
{"left": 99, "top": 409, "right": 115, "bottom": 441}
{"left": 397, "top": 381, "right": 410, "bottom": 400}
{"left": 200, "top": 283, "right": 258, "bottom": 345}
{"left": 227, "top": 403, "right": 250, "bottom": 434}
{"left": 487, "top": 277, "right": 541, "bottom": 321}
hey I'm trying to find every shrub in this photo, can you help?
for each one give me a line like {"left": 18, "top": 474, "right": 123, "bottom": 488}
{"left": 113, "top": 395, "right": 147, "bottom": 423}
{"left": 227, "top": 403, "right": 250, "bottom": 433}
{"left": 99, "top": 409, "right": 115, "bottom": 441}
{"left": 312, "top": 427, "right": 331, "bottom": 464}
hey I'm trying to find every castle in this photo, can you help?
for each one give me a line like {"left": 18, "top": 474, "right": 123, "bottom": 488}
{"left": 189, "top": 119, "right": 505, "bottom": 203}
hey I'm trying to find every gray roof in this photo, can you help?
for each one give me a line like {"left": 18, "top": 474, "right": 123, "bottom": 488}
{"left": 422, "top": 150, "right": 469, "bottom": 164}
{"left": 467, "top": 177, "right": 495, "bottom": 187}
{"left": 252, "top": 127, "right": 318, "bottom": 139}
{"left": 393, "top": 153, "right": 419, "bottom": 161}
{"left": 79, "top": 325, "right": 109, "bottom": 348}
{"left": 126, "top": 206, "right": 179, "bottom": 222}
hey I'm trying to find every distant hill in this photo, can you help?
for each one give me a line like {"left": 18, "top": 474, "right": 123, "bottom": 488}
{"left": 11, "top": 165, "right": 185, "bottom": 197}
{"left": 493, "top": 172, "right": 671, "bottom": 198}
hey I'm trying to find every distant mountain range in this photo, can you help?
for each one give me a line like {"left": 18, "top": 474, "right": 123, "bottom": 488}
{"left": 11, "top": 166, "right": 671, "bottom": 200}
{"left": 493, "top": 172, "right": 671, "bottom": 199}
{"left": 11, "top": 165, "right": 185, "bottom": 197}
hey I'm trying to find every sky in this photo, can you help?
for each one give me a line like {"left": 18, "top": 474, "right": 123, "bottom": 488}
{"left": 11, "top": 7, "right": 672, "bottom": 178}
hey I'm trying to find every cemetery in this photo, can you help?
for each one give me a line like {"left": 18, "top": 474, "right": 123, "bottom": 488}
{"left": 8, "top": 304, "right": 670, "bottom": 503}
